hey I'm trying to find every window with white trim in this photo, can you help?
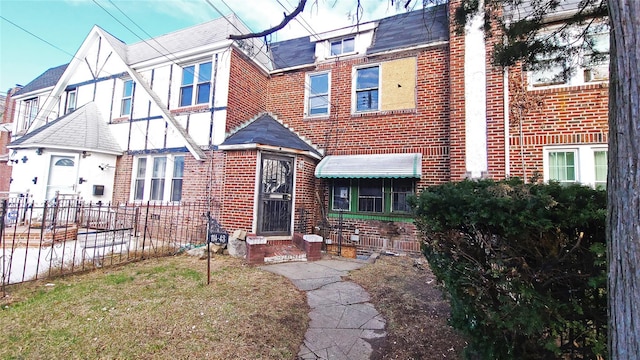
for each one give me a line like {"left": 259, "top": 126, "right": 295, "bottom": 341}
{"left": 132, "top": 155, "right": 185, "bottom": 202}
{"left": 544, "top": 146, "right": 608, "bottom": 188}
{"left": 66, "top": 89, "right": 77, "bottom": 114}
{"left": 179, "top": 61, "right": 212, "bottom": 107}
{"left": 582, "top": 27, "right": 610, "bottom": 82}
{"left": 121, "top": 80, "right": 133, "bottom": 116}
{"left": 21, "top": 97, "right": 38, "bottom": 131}
{"left": 330, "top": 37, "right": 354, "bottom": 56}
{"left": 354, "top": 66, "right": 379, "bottom": 112}
{"left": 305, "top": 72, "right": 330, "bottom": 116}
{"left": 548, "top": 151, "right": 577, "bottom": 183}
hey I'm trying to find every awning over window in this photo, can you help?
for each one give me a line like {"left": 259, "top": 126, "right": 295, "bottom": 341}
{"left": 315, "top": 153, "right": 422, "bottom": 179}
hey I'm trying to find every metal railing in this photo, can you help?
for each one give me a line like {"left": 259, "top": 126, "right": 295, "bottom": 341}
{"left": 1, "top": 198, "right": 215, "bottom": 293}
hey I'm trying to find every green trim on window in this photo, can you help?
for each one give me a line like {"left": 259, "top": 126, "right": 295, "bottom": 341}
{"left": 328, "top": 212, "right": 414, "bottom": 222}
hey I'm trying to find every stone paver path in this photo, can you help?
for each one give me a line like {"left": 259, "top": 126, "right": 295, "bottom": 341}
{"left": 262, "top": 259, "right": 386, "bottom": 359}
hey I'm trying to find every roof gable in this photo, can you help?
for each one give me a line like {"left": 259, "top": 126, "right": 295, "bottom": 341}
{"left": 9, "top": 102, "right": 121, "bottom": 154}
{"left": 221, "top": 113, "right": 322, "bottom": 157}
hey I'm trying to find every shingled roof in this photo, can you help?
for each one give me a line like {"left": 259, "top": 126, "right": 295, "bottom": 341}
{"left": 14, "top": 64, "right": 68, "bottom": 96}
{"left": 9, "top": 102, "right": 121, "bottom": 154}
{"left": 221, "top": 113, "right": 321, "bottom": 157}
{"left": 270, "top": 4, "right": 449, "bottom": 70}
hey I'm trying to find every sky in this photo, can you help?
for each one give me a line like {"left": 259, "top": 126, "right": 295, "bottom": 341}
{"left": 0, "top": 0, "right": 411, "bottom": 93}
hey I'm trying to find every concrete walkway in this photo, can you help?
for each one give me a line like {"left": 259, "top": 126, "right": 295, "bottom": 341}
{"left": 261, "top": 259, "right": 386, "bottom": 360}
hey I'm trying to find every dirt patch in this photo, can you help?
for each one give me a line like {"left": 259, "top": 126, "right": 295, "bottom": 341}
{"left": 346, "top": 255, "right": 468, "bottom": 359}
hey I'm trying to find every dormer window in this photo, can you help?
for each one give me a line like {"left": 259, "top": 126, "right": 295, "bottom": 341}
{"left": 65, "top": 89, "right": 77, "bottom": 114}
{"left": 330, "top": 37, "right": 355, "bottom": 56}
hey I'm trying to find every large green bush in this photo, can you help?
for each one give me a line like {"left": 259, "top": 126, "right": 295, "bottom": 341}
{"left": 411, "top": 179, "right": 607, "bottom": 359}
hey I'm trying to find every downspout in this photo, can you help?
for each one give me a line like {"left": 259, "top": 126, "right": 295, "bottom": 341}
{"left": 504, "top": 68, "right": 510, "bottom": 177}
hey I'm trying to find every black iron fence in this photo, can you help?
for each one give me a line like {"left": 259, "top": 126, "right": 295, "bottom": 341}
{"left": 1, "top": 198, "right": 214, "bottom": 292}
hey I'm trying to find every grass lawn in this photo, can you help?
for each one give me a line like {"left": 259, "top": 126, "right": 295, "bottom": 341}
{"left": 0, "top": 255, "right": 308, "bottom": 359}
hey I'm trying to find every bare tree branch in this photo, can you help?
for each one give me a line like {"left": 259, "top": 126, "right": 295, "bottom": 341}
{"left": 229, "top": 0, "right": 307, "bottom": 40}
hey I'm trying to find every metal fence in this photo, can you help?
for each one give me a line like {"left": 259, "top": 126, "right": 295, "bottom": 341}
{"left": 1, "top": 198, "right": 214, "bottom": 292}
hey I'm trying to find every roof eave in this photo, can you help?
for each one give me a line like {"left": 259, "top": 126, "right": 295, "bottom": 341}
{"left": 218, "top": 143, "right": 323, "bottom": 160}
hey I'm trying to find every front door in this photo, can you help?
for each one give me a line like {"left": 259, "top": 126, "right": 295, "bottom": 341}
{"left": 257, "top": 154, "right": 294, "bottom": 236}
{"left": 46, "top": 155, "right": 77, "bottom": 200}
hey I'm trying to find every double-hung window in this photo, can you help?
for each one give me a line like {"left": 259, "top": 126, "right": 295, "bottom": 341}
{"left": 330, "top": 37, "right": 354, "bottom": 56}
{"left": 355, "top": 66, "right": 379, "bottom": 112}
{"left": 583, "top": 28, "right": 610, "bottom": 82}
{"left": 594, "top": 150, "right": 607, "bottom": 189}
{"left": 392, "top": 179, "right": 414, "bottom": 213}
{"left": 179, "top": 61, "right": 212, "bottom": 107}
{"left": 121, "top": 80, "right": 133, "bottom": 116}
{"left": 66, "top": 89, "right": 77, "bottom": 114}
{"left": 330, "top": 179, "right": 416, "bottom": 215}
{"left": 22, "top": 98, "right": 38, "bottom": 131}
{"left": 306, "top": 72, "right": 330, "bottom": 116}
{"left": 548, "top": 151, "right": 577, "bottom": 183}
{"left": 332, "top": 180, "right": 350, "bottom": 211}
{"left": 358, "top": 180, "right": 383, "bottom": 213}
{"left": 132, "top": 155, "right": 185, "bottom": 202}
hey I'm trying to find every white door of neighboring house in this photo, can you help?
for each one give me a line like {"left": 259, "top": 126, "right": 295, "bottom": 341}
{"left": 46, "top": 155, "right": 77, "bottom": 200}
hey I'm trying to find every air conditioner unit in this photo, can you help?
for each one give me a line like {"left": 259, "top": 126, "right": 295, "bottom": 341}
{"left": 584, "top": 66, "right": 609, "bottom": 82}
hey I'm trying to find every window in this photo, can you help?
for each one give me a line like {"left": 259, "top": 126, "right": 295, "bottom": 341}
{"left": 121, "top": 80, "right": 133, "bottom": 116}
{"left": 330, "top": 37, "right": 355, "bottom": 56}
{"left": 392, "top": 179, "right": 414, "bottom": 213}
{"left": 171, "top": 156, "right": 184, "bottom": 202}
{"left": 358, "top": 180, "right": 383, "bottom": 213}
{"left": 331, "top": 180, "right": 350, "bottom": 211}
{"left": 329, "top": 179, "right": 417, "bottom": 216}
{"left": 132, "top": 155, "right": 185, "bottom": 202}
{"left": 22, "top": 98, "right": 38, "bottom": 130}
{"left": 179, "top": 61, "right": 212, "bottom": 107}
{"left": 548, "top": 151, "right": 577, "bottom": 183}
{"left": 355, "top": 66, "right": 379, "bottom": 112}
{"left": 306, "top": 72, "right": 330, "bottom": 116}
{"left": 150, "top": 157, "right": 167, "bottom": 201}
{"left": 134, "top": 158, "right": 147, "bottom": 201}
{"left": 594, "top": 151, "right": 607, "bottom": 189}
{"left": 66, "top": 89, "right": 77, "bottom": 114}
{"left": 54, "top": 158, "right": 74, "bottom": 166}
{"left": 583, "top": 29, "right": 610, "bottom": 82}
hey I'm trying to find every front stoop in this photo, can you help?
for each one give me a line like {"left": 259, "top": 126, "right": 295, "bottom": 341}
{"left": 264, "top": 243, "right": 307, "bottom": 263}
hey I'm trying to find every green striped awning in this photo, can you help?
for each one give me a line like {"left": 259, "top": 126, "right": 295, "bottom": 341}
{"left": 315, "top": 153, "right": 422, "bottom": 179}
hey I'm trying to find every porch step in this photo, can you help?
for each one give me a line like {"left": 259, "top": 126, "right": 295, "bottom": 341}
{"left": 264, "top": 243, "right": 307, "bottom": 264}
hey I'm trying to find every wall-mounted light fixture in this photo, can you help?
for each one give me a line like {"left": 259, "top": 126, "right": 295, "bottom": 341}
{"left": 9, "top": 159, "right": 18, "bottom": 164}
{"left": 21, "top": 156, "right": 28, "bottom": 163}
{"left": 32, "top": 177, "right": 38, "bottom": 184}
{"left": 82, "top": 151, "right": 92, "bottom": 158}
{"left": 98, "top": 163, "right": 115, "bottom": 171}
{"left": 35, "top": 148, "right": 43, "bottom": 155}
{"left": 78, "top": 177, "right": 88, "bottom": 184}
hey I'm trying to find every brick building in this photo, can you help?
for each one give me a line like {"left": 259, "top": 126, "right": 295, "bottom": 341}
{"left": 5, "top": 2, "right": 608, "bottom": 254}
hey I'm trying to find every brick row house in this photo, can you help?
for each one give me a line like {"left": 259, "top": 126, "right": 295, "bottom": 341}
{"left": 3, "top": 1, "right": 609, "bottom": 255}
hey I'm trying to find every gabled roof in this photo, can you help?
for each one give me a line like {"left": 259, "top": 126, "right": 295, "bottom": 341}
{"left": 368, "top": 4, "right": 448, "bottom": 54}
{"left": 8, "top": 102, "right": 121, "bottom": 154}
{"left": 14, "top": 64, "right": 68, "bottom": 96}
{"left": 127, "top": 14, "right": 247, "bottom": 64}
{"left": 220, "top": 113, "right": 322, "bottom": 158}
{"left": 269, "top": 4, "right": 449, "bottom": 70}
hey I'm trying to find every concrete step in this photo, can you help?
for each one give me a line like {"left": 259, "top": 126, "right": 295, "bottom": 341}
{"left": 264, "top": 243, "right": 307, "bottom": 264}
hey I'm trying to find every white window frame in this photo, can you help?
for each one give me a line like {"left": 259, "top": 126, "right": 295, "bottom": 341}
{"left": 130, "top": 154, "right": 185, "bottom": 202}
{"left": 546, "top": 149, "right": 578, "bottom": 183}
{"left": 21, "top": 97, "right": 39, "bottom": 131}
{"left": 121, "top": 80, "right": 133, "bottom": 116}
{"left": 329, "top": 37, "right": 355, "bottom": 57}
{"left": 304, "top": 71, "right": 331, "bottom": 117}
{"left": 582, "top": 27, "right": 610, "bottom": 83}
{"left": 66, "top": 89, "right": 77, "bottom": 114}
{"left": 543, "top": 145, "right": 608, "bottom": 188}
{"left": 352, "top": 64, "right": 381, "bottom": 113}
{"left": 179, "top": 61, "right": 212, "bottom": 107}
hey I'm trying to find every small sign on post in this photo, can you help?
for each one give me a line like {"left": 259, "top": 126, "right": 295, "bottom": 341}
{"left": 205, "top": 212, "right": 228, "bottom": 285}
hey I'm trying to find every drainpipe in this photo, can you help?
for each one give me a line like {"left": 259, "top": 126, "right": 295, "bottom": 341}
{"left": 504, "top": 68, "right": 510, "bottom": 177}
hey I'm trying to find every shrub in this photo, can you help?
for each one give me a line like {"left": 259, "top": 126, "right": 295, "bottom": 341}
{"left": 411, "top": 178, "right": 607, "bottom": 359}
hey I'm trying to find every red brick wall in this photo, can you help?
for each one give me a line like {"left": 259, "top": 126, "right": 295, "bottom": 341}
{"left": 508, "top": 73, "right": 609, "bottom": 179}
{"left": 448, "top": 0, "right": 467, "bottom": 180}
{"left": 293, "top": 155, "right": 319, "bottom": 233}
{"left": 267, "top": 48, "right": 451, "bottom": 188}
{"left": 226, "top": 49, "right": 269, "bottom": 132}
{"left": 485, "top": 24, "right": 507, "bottom": 179}
{"left": 0, "top": 87, "right": 19, "bottom": 194}
{"left": 220, "top": 150, "right": 257, "bottom": 231}
{"left": 112, "top": 155, "right": 133, "bottom": 203}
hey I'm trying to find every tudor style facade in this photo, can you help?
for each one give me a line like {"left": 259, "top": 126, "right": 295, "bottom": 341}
{"left": 3, "top": 2, "right": 609, "bottom": 255}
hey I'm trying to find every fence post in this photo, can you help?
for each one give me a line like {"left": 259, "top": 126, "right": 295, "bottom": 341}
{"left": 142, "top": 202, "right": 150, "bottom": 258}
{"left": 1, "top": 199, "right": 7, "bottom": 297}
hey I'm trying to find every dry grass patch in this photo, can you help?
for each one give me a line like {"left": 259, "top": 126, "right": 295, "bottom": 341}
{"left": 1, "top": 255, "right": 308, "bottom": 359}
{"left": 346, "top": 255, "right": 468, "bottom": 359}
